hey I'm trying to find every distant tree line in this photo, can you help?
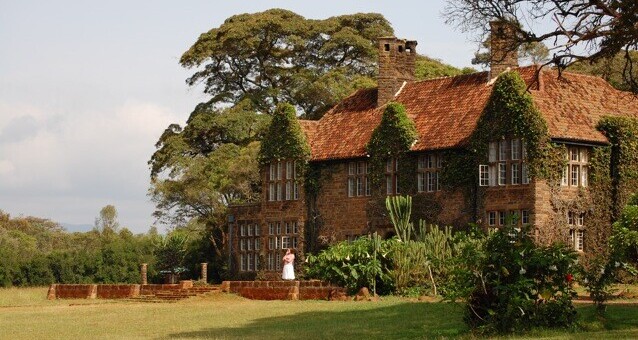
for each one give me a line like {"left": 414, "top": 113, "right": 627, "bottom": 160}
{"left": 0, "top": 206, "right": 214, "bottom": 287}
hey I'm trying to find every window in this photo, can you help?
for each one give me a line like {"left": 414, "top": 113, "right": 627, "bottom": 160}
{"left": 268, "top": 160, "right": 299, "bottom": 201}
{"left": 481, "top": 138, "right": 528, "bottom": 187}
{"left": 499, "top": 211, "right": 506, "bottom": 226}
{"left": 511, "top": 139, "right": 521, "bottom": 160}
{"left": 498, "top": 163, "right": 506, "bottom": 186}
{"left": 511, "top": 163, "right": 520, "bottom": 185}
{"left": 238, "top": 222, "right": 260, "bottom": 272}
{"left": 266, "top": 220, "right": 300, "bottom": 272}
{"left": 479, "top": 165, "right": 490, "bottom": 186}
{"left": 570, "top": 229, "right": 584, "bottom": 251}
{"left": 418, "top": 153, "right": 442, "bottom": 192}
{"left": 522, "top": 164, "right": 530, "bottom": 184}
{"left": 348, "top": 161, "right": 370, "bottom": 197}
{"left": 562, "top": 146, "right": 589, "bottom": 187}
{"left": 499, "top": 140, "right": 507, "bottom": 161}
{"left": 386, "top": 158, "right": 399, "bottom": 195}
{"left": 521, "top": 210, "right": 530, "bottom": 225}
{"left": 488, "top": 211, "right": 497, "bottom": 226}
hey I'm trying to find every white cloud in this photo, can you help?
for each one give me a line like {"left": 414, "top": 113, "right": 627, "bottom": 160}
{"left": 0, "top": 99, "right": 185, "bottom": 231}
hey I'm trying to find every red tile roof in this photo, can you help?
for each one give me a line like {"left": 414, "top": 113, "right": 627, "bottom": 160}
{"left": 300, "top": 65, "right": 638, "bottom": 161}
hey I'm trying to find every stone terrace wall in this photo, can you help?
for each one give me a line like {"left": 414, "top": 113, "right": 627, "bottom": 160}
{"left": 49, "top": 282, "right": 190, "bottom": 300}
{"left": 97, "top": 284, "right": 140, "bottom": 299}
{"left": 221, "top": 280, "right": 346, "bottom": 300}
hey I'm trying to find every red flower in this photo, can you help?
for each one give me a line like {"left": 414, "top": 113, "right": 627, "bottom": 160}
{"left": 566, "top": 273, "right": 573, "bottom": 283}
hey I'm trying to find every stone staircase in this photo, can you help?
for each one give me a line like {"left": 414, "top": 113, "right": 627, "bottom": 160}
{"left": 126, "top": 285, "right": 221, "bottom": 303}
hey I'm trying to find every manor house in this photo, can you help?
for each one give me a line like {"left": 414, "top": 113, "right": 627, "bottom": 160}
{"left": 228, "top": 22, "right": 638, "bottom": 276}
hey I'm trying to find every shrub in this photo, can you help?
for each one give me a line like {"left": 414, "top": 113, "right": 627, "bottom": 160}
{"left": 465, "top": 227, "right": 578, "bottom": 334}
{"left": 305, "top": 236, "right": 397, "bottom": 294}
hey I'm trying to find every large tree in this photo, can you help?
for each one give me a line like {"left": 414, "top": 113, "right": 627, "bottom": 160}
{"left": 444, "top": 0, "right": 638, "bottom": 93}
{"left": 180, "top": 8, "right": 393, "bottom": 119}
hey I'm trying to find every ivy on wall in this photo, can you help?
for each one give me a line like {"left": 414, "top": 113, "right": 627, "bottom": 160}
{"left": 438, "top": 71, "right": 566, "bottom": 224}
{"left": 366, "top": 102, "right": 417, "bottom": 185}
{"left": 258, "top": 103, "right": 311, "bottom": 165}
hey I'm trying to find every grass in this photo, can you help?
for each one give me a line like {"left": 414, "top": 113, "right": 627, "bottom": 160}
{"left": 1, "top": 287, "right": 638, "bottom": 339}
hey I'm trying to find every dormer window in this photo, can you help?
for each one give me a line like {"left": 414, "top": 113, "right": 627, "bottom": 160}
{"left": 268, "top": 160, "right": 298, "bottom": 201}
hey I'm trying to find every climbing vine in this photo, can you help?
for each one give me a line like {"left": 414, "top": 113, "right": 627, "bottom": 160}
{"left": 366, "top": 102, "right": 417, "bottom": 185}
{"left": 441, "top": 71, "right": 563, "bottom": 191}
{"left": 258, "top": 103, "right": 311, "bottom": 165}
{"left": 364, "top": 102, "right": 418, "bottom": 224}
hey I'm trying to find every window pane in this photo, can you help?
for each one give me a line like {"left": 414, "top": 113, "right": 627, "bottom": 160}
{"left": 294, "top": 182, "right": 299, "bottom": 200}
{"left": 571, "top": 165, "right": 579, "bottom": 186}
{"left": 348, "top": 178, "right": 355, "bottom": 197}
{"left": 269, "top": 183, "right": 275, "bottom": 201}
{"left": 269, "top": 164, "right": 275, "bottom": 180}
{"left": 522, "top": 164, "right": 530, "bottom": 184}
{"left": 386, "top": 175, "right": 393, "bottom": 195}
{"left": 349, "top": 162, "right": 355, "bottom": 175}
{"left": 511, "top": 163, "right": 520, "bottom": 185}
{"left": 581, "top": 166, "right": 588, "bottom": 187}
{"left": 276, "top": 183, "right": 282, "bottom": 200}
{"left": 580, "top": 148, "right": 588, "bottom": 163}
{"left": 277, "top": 162, "right": 282, "bottom": 180}
{"left": 479, "top": 165, "right": 489, "bottom": 186}
{"left": 561, "top": 166, "right": 569, "bottom": 186}
{"left": 365, "top": 176, "right": 371, "bottom": 196}
{"left": 437, "top": 154, "right": 442, "bottom": 168}
{"left": 356, "top": 177, "right": 363, "bottom": 196}
{"left": 427, "top": 154, "right": 435, "bottom": 168}
{"left": 285, "top": 181, "right": 292, "bottom": 200}
{"left": 489, "top": 142, "right": 497, "bottom": 162}
{"left": 286, "top": 161, "right": 292, "bottom": 179}
{"left": 418, "top": 156, "right": 426, "bottom": 169}
{"left": 357, "top": 162, "right": 364, "bottom": 174}
{"left": 571, "top": 148, "right": 579, "bottom": 161}
{"left": 386, "top": 159, "right": 392, "bottom": 172}
{"left": 499, "top": 140, "right": 507, "bottom": 161}
{"left": 511, "top": 139, "right": 520, "bottom": 160}
{"left": 498, "top": 163, "right": 506, "bottom": 185}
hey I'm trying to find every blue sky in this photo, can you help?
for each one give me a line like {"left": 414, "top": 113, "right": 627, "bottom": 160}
{"left": 0, "top": 0, "right": 484, "bottom": 233}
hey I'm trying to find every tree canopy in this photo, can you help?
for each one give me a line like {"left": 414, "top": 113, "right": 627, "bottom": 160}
{"left": 444, "top": 0, "right": 638, "bottom": 93}
{"left": 180, "top": 8, "right": 393, "bottom": 119}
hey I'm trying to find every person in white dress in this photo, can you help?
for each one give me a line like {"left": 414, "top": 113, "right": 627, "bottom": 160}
{"left": 282, "top": 248, "right": 295, "bottom": 280}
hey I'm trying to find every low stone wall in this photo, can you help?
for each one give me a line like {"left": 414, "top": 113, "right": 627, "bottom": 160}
{"left": 48, "top": 281, "right": 194, "bottom": 300}
{"left": 48, "top": 284, "right": 97, "bottom": 299}
{"left": 97, "top": 284, "right": 140, "bottom": 299}
{"left": 220, "top": 280, "right": 345, "bottom": 300}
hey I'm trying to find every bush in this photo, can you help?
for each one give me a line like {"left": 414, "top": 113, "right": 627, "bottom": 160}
{"left": 305, "top": 236, "right": 397, "bottom": 294}
{"left": 464, "top": 227, "right": 578, "bottom": 334}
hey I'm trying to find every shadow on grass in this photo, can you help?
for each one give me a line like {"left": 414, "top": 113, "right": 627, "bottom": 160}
{"left": 168, "top": 302, "right": 469, "bottom": 340}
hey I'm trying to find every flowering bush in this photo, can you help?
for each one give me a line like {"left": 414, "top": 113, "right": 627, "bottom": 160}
{"left": 464, "top": 227, "right": 578, "bottom": 334}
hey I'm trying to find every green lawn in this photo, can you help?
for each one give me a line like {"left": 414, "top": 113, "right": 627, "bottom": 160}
{"left": 1, "top": 287, "right": 638, "bottom": 339}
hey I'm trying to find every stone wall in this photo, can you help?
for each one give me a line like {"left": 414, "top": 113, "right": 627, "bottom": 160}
{"left": 221, "top": 280, "right": 346, "bottom": 300}
{"left": 48, "top": 282, "right": 192, "bottom": 300}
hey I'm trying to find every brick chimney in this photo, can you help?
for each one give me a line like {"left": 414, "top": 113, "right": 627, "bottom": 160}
{"left": 377, "top": 37, "right": 417, "bottom": 107}
{"left": 489, "top": 21, "right": 518, "bottom": 78}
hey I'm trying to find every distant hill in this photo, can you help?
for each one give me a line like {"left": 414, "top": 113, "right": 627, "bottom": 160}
{"left": 61, "top": 223, "right": 94, "bottom": 233}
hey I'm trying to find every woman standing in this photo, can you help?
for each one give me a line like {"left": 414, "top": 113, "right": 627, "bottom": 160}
{"left": 282, "top": 248, "right": 295, "bottom": 280}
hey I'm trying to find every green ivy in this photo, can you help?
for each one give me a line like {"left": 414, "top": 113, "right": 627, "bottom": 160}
{"left": 366, "top": 102, "right": 417, "bottom": 186}
{"left": 258, "top": 103, "right": 311, "bottom": 165}
{"left": 439, "top": 71, "right": 564, "bottom": 224}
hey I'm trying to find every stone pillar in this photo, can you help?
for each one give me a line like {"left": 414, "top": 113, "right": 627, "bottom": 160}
{"left": 200, "top": 262, "right": 208, "bottom": 283}
{"left": 140, "top": 263, "right": 148, "bottom": 285}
